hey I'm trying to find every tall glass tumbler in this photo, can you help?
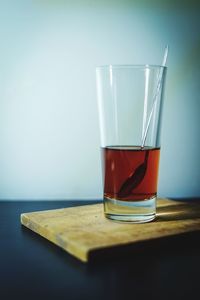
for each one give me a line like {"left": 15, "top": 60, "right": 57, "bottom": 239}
{"left": 96, "top": 65, "right": 167, "bottom": 223}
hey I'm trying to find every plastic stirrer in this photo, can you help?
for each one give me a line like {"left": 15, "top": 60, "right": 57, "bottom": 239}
{"left": 141, "top": 45, "right": 169, "bottom": 148}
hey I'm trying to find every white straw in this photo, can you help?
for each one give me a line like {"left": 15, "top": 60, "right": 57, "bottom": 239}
{"left": 141, "top": 45, "right": 169, "bottom": 148}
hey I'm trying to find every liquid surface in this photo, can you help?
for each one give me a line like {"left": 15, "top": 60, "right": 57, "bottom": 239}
{"left": 102, "top": 146, "right": 160, "bottom": 201}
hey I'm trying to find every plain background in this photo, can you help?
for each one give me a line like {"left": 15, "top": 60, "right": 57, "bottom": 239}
{"left": 0, "top": 0, "right": 199, "bottom": 200}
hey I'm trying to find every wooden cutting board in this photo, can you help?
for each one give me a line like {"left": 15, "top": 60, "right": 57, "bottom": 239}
{"left": 21, "top": 198, "right": 200, "bottom": 262}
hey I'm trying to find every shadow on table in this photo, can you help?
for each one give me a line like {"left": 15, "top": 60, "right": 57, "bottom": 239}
{"left": 156, "top": 201, "right": 200, "bottom": 221}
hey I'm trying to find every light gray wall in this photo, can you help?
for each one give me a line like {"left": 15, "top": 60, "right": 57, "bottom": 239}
{"left": 0, "top": 0, "right": 199, "bottom": 200}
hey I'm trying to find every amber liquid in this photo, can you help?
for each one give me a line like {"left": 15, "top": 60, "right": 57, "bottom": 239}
{"left": 102, "top": 146, "right": 160, "bottom": 201}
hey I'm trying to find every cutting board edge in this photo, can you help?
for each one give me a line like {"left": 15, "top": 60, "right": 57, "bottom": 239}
{"left": 21, "top": 213, "right": 89, "bottom": 262}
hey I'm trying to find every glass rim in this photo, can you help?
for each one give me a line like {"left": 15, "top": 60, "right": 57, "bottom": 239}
{"left": 96, "top": 64, "right": 167, "bottom": 70}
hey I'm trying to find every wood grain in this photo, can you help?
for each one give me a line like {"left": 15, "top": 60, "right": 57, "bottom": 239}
{"left": 20, "top": 198, "right": 200, "bottom": 262}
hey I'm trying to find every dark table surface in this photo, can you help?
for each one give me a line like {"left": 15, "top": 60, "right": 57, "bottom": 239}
{"left": 1, "top": 200, "right": 200, "bottom": 300}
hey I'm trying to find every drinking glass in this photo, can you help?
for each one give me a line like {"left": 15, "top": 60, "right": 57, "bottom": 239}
{"left": 96, "top": 65, "right": 167, "bottom": 223}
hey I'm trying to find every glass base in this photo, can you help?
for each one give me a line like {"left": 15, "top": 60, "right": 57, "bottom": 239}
{"left": 104, "top": 196, "right": 156, "bottom": 223}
